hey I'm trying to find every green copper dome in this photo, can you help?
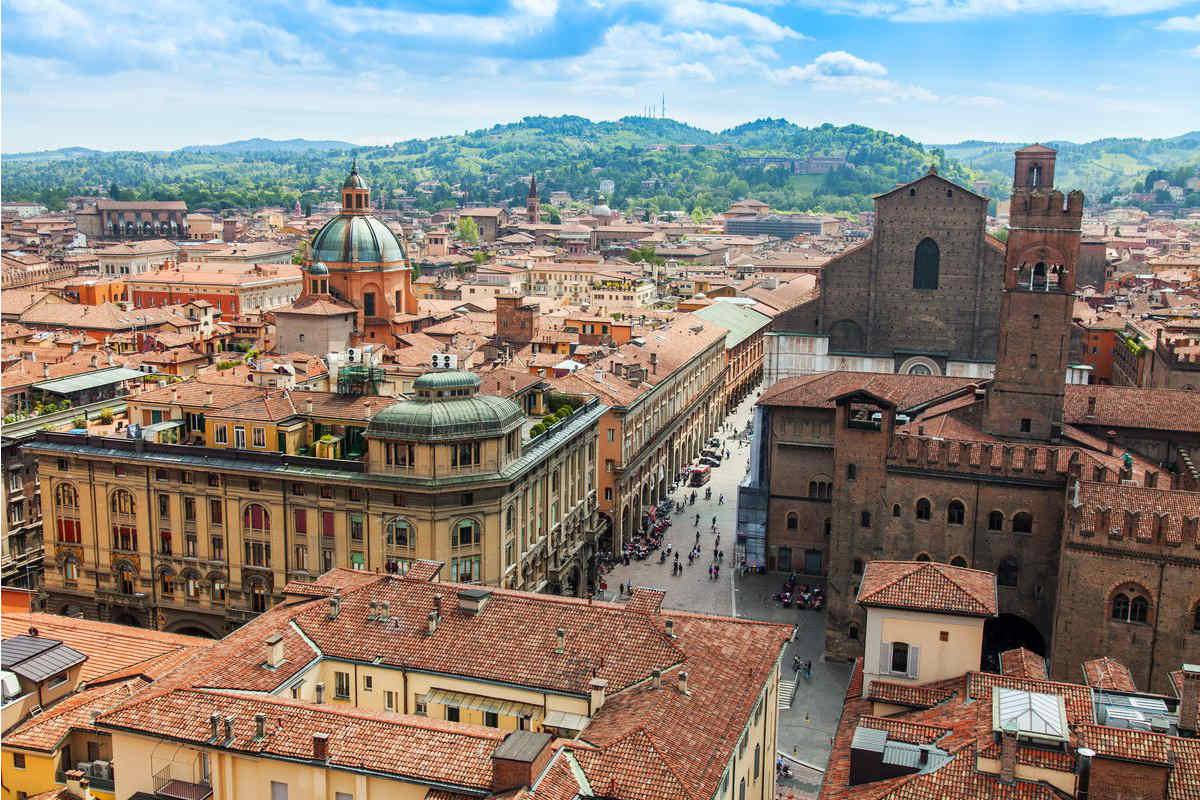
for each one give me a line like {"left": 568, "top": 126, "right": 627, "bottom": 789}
{"left": 343, "top": 163, "right": 368, "bottom": 190}
{"left": 311, "top": 214, "right": 406, "bottom": 265}
{"left": 366, "top": 392, "right": 523, "bottom": 442}
{"left": 308, "top": 261, "right": 330, "bottom": 276}
{"left": 413, "top": 371, "right": 482, "bottom": 392}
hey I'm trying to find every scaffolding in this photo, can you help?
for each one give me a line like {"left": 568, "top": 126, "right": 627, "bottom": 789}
{"left": 337, "top": 365, "right": 385, "bottom": 396}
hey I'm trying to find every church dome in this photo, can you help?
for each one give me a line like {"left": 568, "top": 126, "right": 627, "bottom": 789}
{"left": 591, "top": 196, "right": 613, "bottom": 218}
{"left": 366, "top": 371, "right": 522, "bottom": 442}
{"left": 311, "top": 214, "right": 407, "bottom": 265}
{"left": 307, "top": 260, "right": 329, "bottom": 276}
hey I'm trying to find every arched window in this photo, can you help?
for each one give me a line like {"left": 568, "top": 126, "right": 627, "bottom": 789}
{"left": 183, "top": 570, "right": 200, "bottom": 599}
{"left": 998, "top": 557, "right": 1018, "bottom": 587}
{"left": 249, "top": 580, "right": 268, "bottom": 613}
{"left": 846, "top": 463, "right": 857, "bottom": 480}
{"left": 915, "top": 498, "right": 931, "bottom": 520}
{"left": 452, "top": 519, "right": 480, "bottom": 549}
{"left": 55, "top": 484, "right": 81, "bottom": 543}
{"left": 385, "top": 517, "right": 412, "bottom": 549}
{"left": 1029, "top": 164, "right": 1042, "bottom": 188}
{"left": 1111, "top": 593, "right": 1130, "bottom": 621}
{"left": 1032, "top": 262, "right": 1047, "bottom": 291}
{"left": 950, "top": 555, "right": 968, "bottom": 567}
{"left": 947, "top": 500, "right": 965, "bottom": 525}
{"left": 823, "top": 518, "right": 831, "bottom": 537}
{"left": 786, "top": 512, "right": 798, "bottom": 530}
{"left": 243, "top": 504, "right": 270, "bottom": 535}
{"left": 915, "top": 552, "right": 931, "bottom": 562}
{"left": 987, "top": 511, "right": 1004, "bottom": 532}
{"left": 1012, "top": 512, "right": 1033, "bottom": 534}
{"left": 892, "top": 504, "right": 901, "bottom": 517}
{"left": 859, "top": 511, "right": 871, "bottom": 528}
{"left": 160, "top": 569, "right": 175, "bottom": 595}
{"left": 913, "top": 238, "right": 940, "bottom": 290}
{"left": 117, "top": 565, "right": 135, "bottom": 595}
{"left": 1130, "top": 596, "right": 1149, "bottom": 623}
{"left": 808, "top": 481, "right": 817, "bottom": 498}
{"left": 111, "top": 489, "right": 135, "bottom": 516}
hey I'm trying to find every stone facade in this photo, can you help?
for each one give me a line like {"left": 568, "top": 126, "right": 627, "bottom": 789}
{"left": 771, "top": 168, "right": 1005, "bottom": 380}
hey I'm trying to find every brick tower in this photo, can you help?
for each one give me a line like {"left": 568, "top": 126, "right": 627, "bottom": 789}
{"left": 526, "top": 175, "right": 540, "bottom": 223}
{"left": 983, "top": 145, "right": 1083, "bottom": 442}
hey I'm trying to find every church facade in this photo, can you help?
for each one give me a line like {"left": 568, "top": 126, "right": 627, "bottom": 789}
{"left": 766, "top": 168, "right": 1006, "bottom": 383}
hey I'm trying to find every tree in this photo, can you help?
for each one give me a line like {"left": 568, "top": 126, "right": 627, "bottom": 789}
{"left": 993, "top": 228, "right": 1009, "bottom": 242}
{"left": 457, "top": 216, "right": 480, "bottom": 243}
{"left": 546, "top": 206, "right": 561, "bottom": 224}
{"left": 628, "top": 244, "right": 663, "bottom": 265}
{"left": 109, "top": 182, "right": 120, "bottom": 199}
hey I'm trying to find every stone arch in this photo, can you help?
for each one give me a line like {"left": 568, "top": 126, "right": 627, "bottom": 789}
{"left": 949, "top": 555, "right": 968, "bottom": 567}
{"left": 898, "top": 355, "right": 941, "bottom": 376}
{"left": 914, "top": 552, "right": 931, "bottom": 562}
{"left": 915, "top": 497, "right": 932, "bottom": 521}
{"left": 384, "top": 515, "right": 414, "bottom": 549}
{"left": 1012, "top": 511, "right": 1033, "bottom": 534}
{"left": 983, "top": 613, "right": 1046, "bottom": 670}
{"left": 946, "top": 498, "right": 967, "bottom": 525}
{"left": 110, "top": 488, "right": 136, "bottom": 515}
{"left": 242, "top": 502, "right": 271, "bottom": 534}
{"left": 913, "top": 238, "right": 939, "bottom": 290}
{"left": 1107, "top": 580, "right": 1153, "bottom": 624}
{"left": 828, "top": 319, "right": 865, "bottom": 352}
{"left": 164, "top": 617, "right": 222, "bottom": 638}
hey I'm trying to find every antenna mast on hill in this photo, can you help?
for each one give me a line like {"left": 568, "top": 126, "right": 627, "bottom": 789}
{"left": 662, "top": 94, "right": 666, "bottom": 119}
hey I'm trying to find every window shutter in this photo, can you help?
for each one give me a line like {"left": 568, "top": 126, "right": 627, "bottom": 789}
{"left": 879, "top": 642, "right": 892, "bottom": 674}
{"left": 907, "top": 646, "right": 920, "bottom": 679}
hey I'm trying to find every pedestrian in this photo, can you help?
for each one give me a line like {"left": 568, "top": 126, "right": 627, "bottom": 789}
{"left": 714, "top": 546, "right": 719, "bottom": 560}
{"left": 715, "top": 534, "right": 720, "bottom": 546}
{"left": 715, "top": 563, "right": 719, "bottom": 578}
{"left": 712, "top": 516, "right": 716, "bottom": 527}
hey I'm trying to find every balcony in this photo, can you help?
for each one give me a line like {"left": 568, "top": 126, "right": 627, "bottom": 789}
{"left": 446, "top": 458, "right": 499, "bottom": 475}
{"left": 96, "top": 589, "right": 150, "bottom": 608}
{"left": 154, "top": 765, "right": 212, "bottom": 800}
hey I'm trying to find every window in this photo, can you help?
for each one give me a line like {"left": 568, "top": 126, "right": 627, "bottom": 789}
{"left": 607, "top": 428, "right": 615, "bottom": 442}
{"left": 947, "top": 500, "right": 965, "bottom": 525}
{"left": 853, "top": 558, "right": 863, "bottom": 575}
{"left": 386, "top": 518, "right": 412, "bottom": 549}
{"left": 1012, "top": 512, "right": 1033, "bottom": 534}
{"left": 321, "top": 486, "right": 333, "bottom": 499}
{"left": 349, "top": 513, "right": 364, "bottom": 541}
{"left": 1020, "top": 418, "right": 1032, "bottom": 433}
{"left": 333, "top": 671, "right": 351, "bottom": 699}
{"left": 739, "top": 777, "right": 746, "bottom": 800}
{"left": 349, "top": 488, "right": 362, "bottom": 502}
{"left": 485, "top": 711, "right": 499, "bottom": 727}
{"left": 208, "top": 473, "right": 220, "bottom": 488}
{"left": 415, "top": 699, "right": 427, "bottom": 716}
{"left": 160, "top": 571, "right": 174, "bottom": 594}
{"left": 913, "top": 238, "right": 940, "bottom": 290}
{"left": 158, "top": 493, "right": 170, "bottom": 519}
{"left": 243, "top": 504, "right": 270, "bottom": 535}
{"left": 846, "top": 463, "right": 857, "bottom": 480}
{"left": 987, "top": 511, "right": 1004, "bottom": 532}
{"left": 244, "top": 541, "right": 271, "bottom": 567}
{"left": 997, "top": 557, "right": 1018, "bottom": 587}
{"left": 892, "top": 504, "right": 901, "bottom": 517}
{"left": 452, "top": 555, "right": 480, "bottom": 583}
{"left": 211, "top": 536, "right": 224, "bottom": 560}
{"left": 786, "top": 512, "right": 798, "bottom": 530}
{"left": 754, "top": 744, "right": 761, "bottom": 779}
{"left": 915, "top": 498, "right": 931, "bottom": 520}
{"left": 950, "top": 556, "right": 968, "bottom": 567}
{"left": 1029, "top": 353, "right": 1038, "bottom": 368}
{"left": 1111, "top": 593, "right": 1130, "bottom": 621}
{"left": 58, "top": 458, "right": 69, "bottom": 472}
{"left": 253, "top": 427, "right": 266, "bottom": 448}
{"left": 63, "top": 558, "right": 79, "bottom": 581}
{"left": 270, "top": 781, "right": 288, "bottom": 800}
{"left": 249, "top": 478, "right": 261, "bottom": 492}
{"left": 322, "top": 511, "right": 335, "bottom": 538}
{"left": 364, "top": 292, "right": 376, "bottom": 317}
{"left": 452, "top": 519, "right": 480, "bottom": 548}
{"left": 117, "top": 567, "right": 135, "bottom": 594}
{"left": 363, "top": 675, "right": 373, "bottom": 692}
{"left": 13, "top": 752, "right": 26, "bottom": 769}
{"left": 859, "top": 511, "right": 871, "bottom": 528}
{"left": 891, "top": 642, "right": 910, "bottom": 673}
{"left": 55, "top": 484, "right": 81, "bottom": 543}
{"left": 160, "top": 531, "right": 172, "bottom": 555}
{"left": 451, "top": 442, "right": 482, "bottom": 468}
{"left": 445, "top": 705, "right": 460, "bottom": 722}
{"left": 1193, "top": 604, "right": 1200, "bottom": 632}
{"left": 294, "top": 508, "right": 308, "bottom": 534}
{"left": 385, "top": 690, "right": 396, "bottom": 711}
{"left": 234, "top": 426, "right": 246, "bottom": 448}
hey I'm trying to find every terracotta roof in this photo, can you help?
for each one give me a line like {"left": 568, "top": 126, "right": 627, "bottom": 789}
{"left": 274, "top": 294, "right": 357, "bottom": 316}
{"left": 1065, "top": 384, "right": 1200, "bottom": 434}
{"left": 5, "top": 678, "right": 148, "bottom": 752}
{"left": 98, "top": 689, "right": 506, "bottom": 792}
{"left": 760, "top": 371, "right": 980, "bottom": 413}
{"left": 1075, "top": 722, "right": 1200, "bottom": 800}
{"left": 1082, "top": 656, "right": 1138, "bottom": 692}
{"left": 1072, "top": 481, "right": 1200, "bottom": 546}
{"left": 856, "top": 561, "right": 999, "bottom": 618}
{"left": 999, "top": 648, "right": 1048, "bottom": 680}
{"left": 864, "top": 679, "right": 957, "bottom": 708}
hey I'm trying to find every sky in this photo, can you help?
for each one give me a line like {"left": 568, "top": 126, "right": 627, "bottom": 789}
{"left": 2, "top": 0, "right": 1199, "bottom": 152}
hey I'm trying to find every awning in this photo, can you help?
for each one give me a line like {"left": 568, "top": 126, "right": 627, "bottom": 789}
{"left": 543, "top": 710, "right": 590, "bottom": 732}
{"left": 32, "top": 367, "right": 144, "bottom": 396}
{"left": 423, "top": 689, "right": 543, "bottom": 721}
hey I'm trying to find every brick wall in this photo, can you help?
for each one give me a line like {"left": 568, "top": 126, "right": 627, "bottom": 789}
{"left": 1088, "top": 757, "right": 1170, "bottom": 800}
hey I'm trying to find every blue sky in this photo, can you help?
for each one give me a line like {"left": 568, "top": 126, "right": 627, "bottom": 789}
{"left": 2, "top": 0, "right": 1198, "bottom": 152}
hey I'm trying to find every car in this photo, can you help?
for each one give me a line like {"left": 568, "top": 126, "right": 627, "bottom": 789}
{"left": 699, "top": 456, "right": 721, "bottom": 467}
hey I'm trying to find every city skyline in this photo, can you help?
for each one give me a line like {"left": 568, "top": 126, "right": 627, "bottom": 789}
{"left": 3, "top": 0, "right": 1199, "bottom": 152}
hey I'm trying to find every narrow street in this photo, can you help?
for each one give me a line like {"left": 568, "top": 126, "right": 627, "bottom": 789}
{"left": 600, "top": 382, "right": 851, "bottom": 791}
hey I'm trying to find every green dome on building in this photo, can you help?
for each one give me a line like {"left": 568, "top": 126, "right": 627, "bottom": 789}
{"left": 311, "top": 215, "right": 407, "bottom": 265}
{"left": 307, "top": 261, "right": 330, "bottom": 276}
{"left": 367, "top": 371, "right": 522, "bottom": 442}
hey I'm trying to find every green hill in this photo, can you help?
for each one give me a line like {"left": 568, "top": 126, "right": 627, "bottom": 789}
{"left": 4, "top": 116, "right": 1194, "bottom": 216}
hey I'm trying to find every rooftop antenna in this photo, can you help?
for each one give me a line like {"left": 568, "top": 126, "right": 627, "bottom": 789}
{"left": 662, "top": 94, "right": 665, "bottom": 119}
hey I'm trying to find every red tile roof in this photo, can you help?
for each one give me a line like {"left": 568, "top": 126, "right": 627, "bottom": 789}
{"left": 759, "top": 371, "right": 980, "bottom": 412}
{"left": 1000, "top": 648, "right": 1048, "bottom": 680}
{"left": 1065, "top": 384, "right": 1200, "bottom": 434}
{"left": 856, "top": 561, "right": 998, "bottom": 618}
{"left": 1082, "top": 656, "right": 1138, "bottom": 692}
{"left": 1075, "top": 722, "right": 1200, "bottom": 800}
{"left": 6, "top": 679, "right": 148, "bottom": 752}
{"left": 864, "top": 679, "right": 957, "bottom": 709}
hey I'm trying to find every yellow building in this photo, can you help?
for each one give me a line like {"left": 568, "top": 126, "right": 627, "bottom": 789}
{"left": 94, "top": 563, "right": 793, "bottom": 800}
{"left": 28, "top": 371, "right": 604, "bottom": 638}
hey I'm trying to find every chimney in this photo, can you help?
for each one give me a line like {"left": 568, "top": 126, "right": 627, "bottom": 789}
{"left": 650, "top": 351, "right": 658, "bottom": 374}
{"left": 254, "top": 712, "right": 266, "bottom": 739}
{"left": 1180, "top": 664, "right": 1200, "bottom": 735}
{"left": 999, "top": 722, "right": 1018, "bottom": 783}
{"left": 306, "top": 399, "right": 314, "bottom": 414}
{"left": 43, "top": 363, "right": 50, "bottom": 379}
{"left": 327, "top": 597, "right": 340, "bottom": 620}
{"left": 555, "top": 627, "right": 565, "bottom": 654}
{"left": 367, "top": 600, "right": 378, "bottom": 621}
{"left": 651, "top": 668, "right": 663, "bottom": 689}
{"left": 1075, "top": 747, "right": 1095, "bottom": 800}
{"left": 678, "top": 670, "right": 690, "bottom": 695}
{"left": 64, "top": 769, "right": 89, "bottom": 798}
{"left": 433, "top": 595, "right": 442, "bottom": 616}
{"left": 205, "top": 389, "right": 213, "bottom": 406}
{"left": 510, "top": 374, "right": 517, "bottom": 393}
{"left": 209, "top": 712, "right": 221, "bottom": 741}
{"left": 664, "top": 619, "right": 676, "bottom": 638}
{"left": 171, "top": 387, "right": 179, "bottom": 404}
{"left": 223, "top": 715, "right": 235, "bottom": 744}
{"left": 490, "top": 730, "right": 554, "bottom": 794}
{"left": 1106, "top": 430, "right": 1117, "bottom": 455}
{"left": 379, "top": 601, "right": 390, "bottom": 622}
{"left": 265, "top": 632, "right": 285, "bottom": 668}
{"left": 428, "top": 610, "right": 439, "bottom": 635}
{"left": 313, "top": 732, "right": 330, "bottom": 762}
{"left": 90, "top": 354, "right": 99, "bottom": 368}
{"left": 589, "top": 677, "right": 608, "bottom": 713}
{"left": 314, "top": 682, "right": 325, "bottom": 703}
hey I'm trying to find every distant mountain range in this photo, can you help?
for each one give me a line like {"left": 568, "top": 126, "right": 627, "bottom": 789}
{"left": 2, "top": 119, "right": 1197, "bottom": 213}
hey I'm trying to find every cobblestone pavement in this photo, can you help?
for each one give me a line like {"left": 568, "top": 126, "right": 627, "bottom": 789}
{"left": 601, "top": 384, "right": 850, "bottom": 777}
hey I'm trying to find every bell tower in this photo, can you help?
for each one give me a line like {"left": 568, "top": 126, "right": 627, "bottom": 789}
{"left": 526, "top": 174, "right": 540, "bottom": 223}
{"left": 341, "top": 159, "right": 370, "bottom": 214}
{"left": 983, "top": 145, "right": 1083, "bottom": 442}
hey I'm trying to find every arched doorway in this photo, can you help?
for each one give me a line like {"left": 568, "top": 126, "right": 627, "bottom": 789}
{"left": 113, "top": 612, "right": 142, "bottom": 628}
{"left": 982, "top": 613, "right": 1047, "bottom": 672}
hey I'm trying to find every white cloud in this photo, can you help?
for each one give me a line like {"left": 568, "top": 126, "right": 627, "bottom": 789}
{"left": 1158, "top": 12, "right": 1200, "bottom": 30}
{"left": 804, "top": 0, "right": 1193, "bottom": 20}
{"left": 773, "top": 50, "right": 888, "bottom": 81}
{"left": 769, "top": 51, "right": 939, "bottom": 103}
{"left": 662, "top": 0, "right": 805, "bottom": 40}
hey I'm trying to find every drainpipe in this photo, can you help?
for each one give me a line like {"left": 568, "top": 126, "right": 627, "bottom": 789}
{"left": 1147, "top": 559, "right": 1166, "bottom": 691}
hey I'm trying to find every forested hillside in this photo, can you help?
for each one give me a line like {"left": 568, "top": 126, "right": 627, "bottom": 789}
{"left": 5, "top": 116, "right": 1192, "bottom": 217}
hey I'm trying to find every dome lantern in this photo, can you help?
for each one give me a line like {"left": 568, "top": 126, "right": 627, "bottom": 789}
{"left": 342, "top": 159, "right": 371, "bottom": 214}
